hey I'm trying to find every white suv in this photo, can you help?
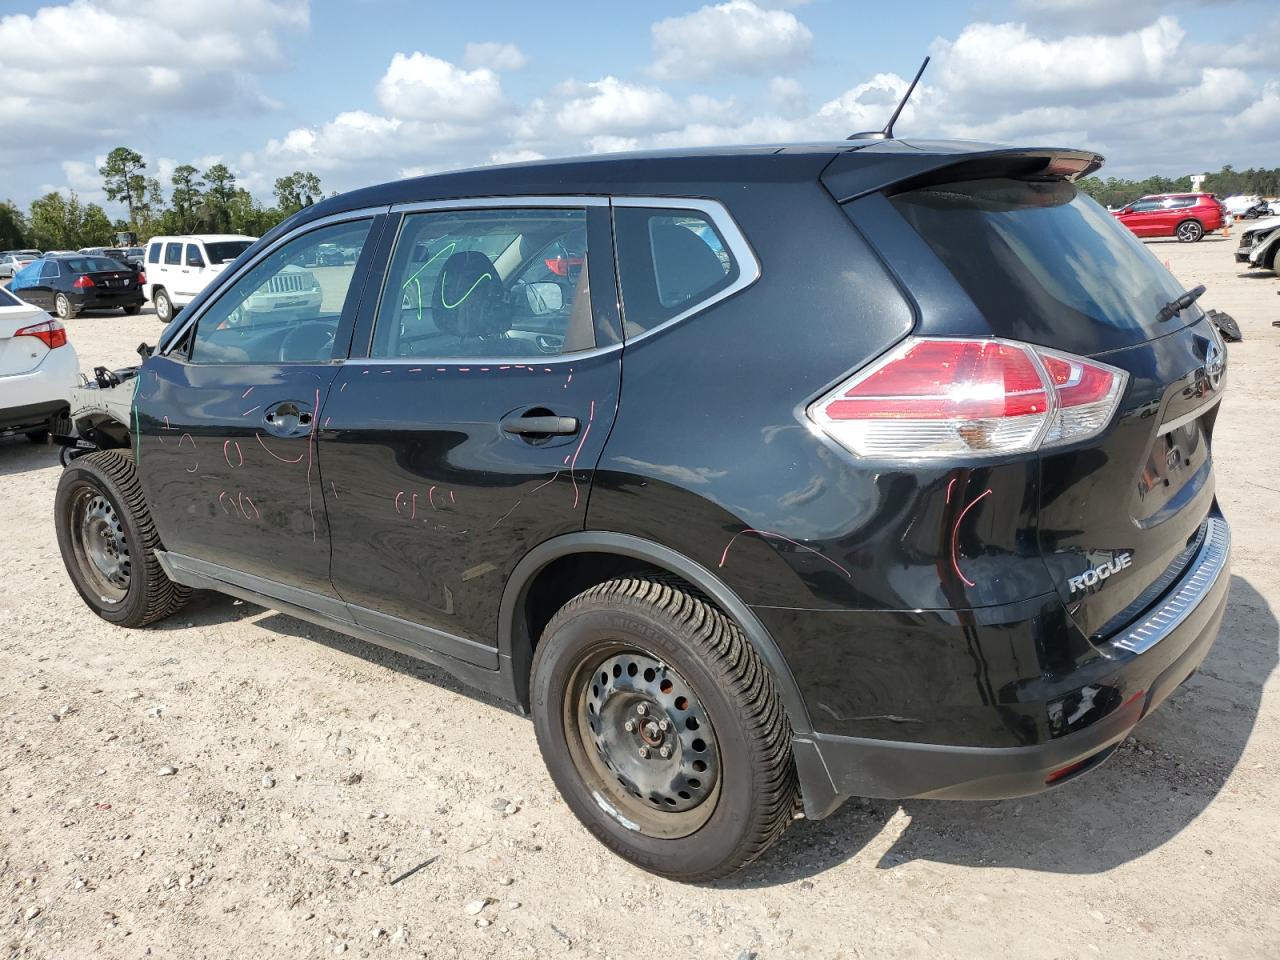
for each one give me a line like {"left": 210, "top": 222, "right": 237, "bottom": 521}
{"left": 0, "top": 285, "right": 80, "bottom": 441}
{"left": 143, "top": 234, "right": 256, "bottom": 323}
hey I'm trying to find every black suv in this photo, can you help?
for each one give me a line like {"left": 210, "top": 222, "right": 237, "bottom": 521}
{"left": 55, "top": 140, "right": 1231, "bottom": 881}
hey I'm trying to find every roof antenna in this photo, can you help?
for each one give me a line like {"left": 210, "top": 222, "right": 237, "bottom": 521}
{"left": 847, "top": 56, "right": 930, "bottom": 141}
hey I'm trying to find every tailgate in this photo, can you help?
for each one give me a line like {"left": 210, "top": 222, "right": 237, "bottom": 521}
{"left": 1038, "top": 318, "right": 1225, "bottom": 637}
{"left": 884, "top": 172, "right": 1227, "bottom": 636}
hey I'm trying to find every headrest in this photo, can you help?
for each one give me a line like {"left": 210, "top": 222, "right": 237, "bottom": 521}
{"left": 434, "top": 250, "right": 504, "bottom": 338}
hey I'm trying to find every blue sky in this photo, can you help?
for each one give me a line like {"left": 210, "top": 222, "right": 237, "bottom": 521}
{"left": 2, "top": 0, "right": 1278, "bottom": 216}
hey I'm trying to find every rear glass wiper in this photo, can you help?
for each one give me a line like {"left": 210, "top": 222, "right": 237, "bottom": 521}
{"left": 1156, "top": 283, "right": 1206, "bottom": 322}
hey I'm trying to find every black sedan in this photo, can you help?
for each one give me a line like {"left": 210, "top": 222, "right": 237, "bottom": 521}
{"left": 8, "top": 254, "right": 145, "bottom": 318}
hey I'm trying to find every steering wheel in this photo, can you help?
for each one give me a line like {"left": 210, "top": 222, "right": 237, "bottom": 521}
{"left": 278, "top": 322, "right": 336, "bottom": 362}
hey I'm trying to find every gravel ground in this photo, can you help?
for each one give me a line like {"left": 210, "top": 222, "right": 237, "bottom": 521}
{"left": 2, "top": 235, "right": 1278, "bottom": 960}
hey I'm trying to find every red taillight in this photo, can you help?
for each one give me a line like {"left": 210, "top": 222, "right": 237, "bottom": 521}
{"left": 14, "top": 319, "right": 68, "bottom": 350}
{"left": 72, "top": 274, "right": 94, "bottom": 289}
{"left": 544, "top": 256, "right": 584, "bottom": 277}
{"left": 138, "top": 271, "right": 146, "bottom": 285}
{"left": 809, "top": 337, "right": 1127, "bottom": 459}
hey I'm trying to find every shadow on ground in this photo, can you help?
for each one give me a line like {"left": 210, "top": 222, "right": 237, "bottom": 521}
{"left": 0, "top": 434, "right": 60, "bottom": 476}
{"left": 143, "top": 572, "right": 1275, "bottom": 887}
{"left": 728, "top": 573, "right": 1276, "bottom": 886}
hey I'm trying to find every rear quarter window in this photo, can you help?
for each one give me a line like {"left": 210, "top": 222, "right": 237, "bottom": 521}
{"left": 890, "top": 178, "right": 1197, "bottom": 351}
{"left": 614, "top": 207, "right": 739, "bottom": 334}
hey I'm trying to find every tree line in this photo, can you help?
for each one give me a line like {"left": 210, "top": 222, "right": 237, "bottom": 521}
{"left": 0, "top": 145, "right": 329, "bottom": 252}
{"left": 1078, "top": 165, "right": 1280, "bottom": 208}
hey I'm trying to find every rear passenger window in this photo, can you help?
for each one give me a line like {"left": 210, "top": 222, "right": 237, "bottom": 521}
{"left": 164, "top": 243, "right": 182, "bottom": 265}
{"left": 148, "top": 243, "right": 161, "bottom": 264}
{"left": 370, "top": 207, "right": 593, "bottom": 359}
{"left": 614, "top": 207, "right": 737, "bottom": 334}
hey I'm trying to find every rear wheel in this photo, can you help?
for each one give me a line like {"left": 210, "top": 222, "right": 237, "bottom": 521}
{"left": 123, "top": 303, "right": 142, "bottom": 316}
{"left": 1176, "top": 219, "right": 1204, "bottom": 242}
{"left": 531, "top": 577, "right": 797, "bottom": 882}
{"left": 153, "top": 289, "right": 174, "bottom": 323}
{"left": 54, "top": 292, "right": 77, "bottom": 319}
{"left": 55, "top": 449, "right": 190, "bottom": 627}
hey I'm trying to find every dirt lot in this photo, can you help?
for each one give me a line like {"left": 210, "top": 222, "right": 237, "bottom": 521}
{"left": 2, "top": 235, "right": 1278, "bottom": 960}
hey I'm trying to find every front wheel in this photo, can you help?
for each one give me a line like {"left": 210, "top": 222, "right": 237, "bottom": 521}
{"left": 1176, "top": 219, "right": 1205, "bottom": 242}
{"left": 531, "top": 577, "right": 798, "bottom": 882}
{"left": 55, "top": 449, "right": 190, "bottom": 627}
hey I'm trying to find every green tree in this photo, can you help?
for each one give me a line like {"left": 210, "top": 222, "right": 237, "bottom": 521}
{"left": 80, "top": 204, "right": 116, "bottom": 246}
{"left": 98, "top": 147, "right": 148, "bottom": 228}
{"left": 28, "top": 191, "right": 86, "bottom": 250}
{"left": 200, "top": 163, "right": 238, "bottom": 232}
{"left": 170, "top": 164, "right": 204, "bottom": 233}
{"left": 273, "top": 171, "right": 323, "bottom": 215}
{"left": 0, "top": 201, "right": 27, "bottom": 249}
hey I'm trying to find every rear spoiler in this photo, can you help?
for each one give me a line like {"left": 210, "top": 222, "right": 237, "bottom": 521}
{"left": 821, "top": 144, "right": 1105, "bottom": 204}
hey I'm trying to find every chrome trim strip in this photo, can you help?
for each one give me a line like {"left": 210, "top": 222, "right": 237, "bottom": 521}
{"left": 158, "top": 205, "right": 391, "bottom": 355}
{"left": 390, "top": 195, "right": 610, "bottom": 213}
{"left": 1111, "top": 516, "right": 1230, "bottom": 654}
{"left": 1157, "top": 392, "right": 1223, "bottom": 436}
{"left": 610, "top": 195, "right": 762, "bottom": 349}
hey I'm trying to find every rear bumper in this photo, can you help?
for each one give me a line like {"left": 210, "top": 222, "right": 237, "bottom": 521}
{"left": 70, "top": 290, "right": 144, "bottom": 310}
{"left": 0, "top": 398, "right": 69, "bottom": 432}
{"left": 794, "top": 515, "right": 1231, "bottom": 817}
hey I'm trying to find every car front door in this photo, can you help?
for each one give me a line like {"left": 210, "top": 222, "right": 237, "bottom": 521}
{"left": 134, "top": 214, "right": 386, "bottom": 603}
{"left": 1122, "top": 200, "right": 1160, "bottom": 237}
{"left": 318, "top": 199, "right": 622, "bottom": 667}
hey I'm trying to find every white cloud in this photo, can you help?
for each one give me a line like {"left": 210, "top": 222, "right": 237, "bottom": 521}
{"left": 651, "top": 0, "right": 812, "bottom": 80}
{"left": 464, "top": 41, "right": 527, "bottom": 71}
{"left": 768, "top": 76, "right": 806, "bottom": 114}
{"left": 375, "top": 52, "right": 507, "bottom": 122}
{"left": 1016, "top": 0, "right": 1238, "bottom": 33}
{"left": 934, "top": 17, "right": 1187, "bottom": 108}
{"left": 554, "top": 77, "right": 679, "bottom": 136}
{"left": 0, "top": 0, "right": 306, "bottom": 160}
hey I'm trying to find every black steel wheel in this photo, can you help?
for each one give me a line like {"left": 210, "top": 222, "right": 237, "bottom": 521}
{"left": 55, "top": 449, "right": 190, "bottom": 627}
{"left": 567, "top": 644, "right": 722, "bottom": 838}
{"left": 532, "top": 577, "right": 798, "bottom": 882}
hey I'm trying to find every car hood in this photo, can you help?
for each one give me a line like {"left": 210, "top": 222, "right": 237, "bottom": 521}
{"left": 1243, "top": 215, "right": 1280, "bottom": 237}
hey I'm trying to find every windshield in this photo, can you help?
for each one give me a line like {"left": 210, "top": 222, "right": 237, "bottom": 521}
{"left": 891, "top": 178, "right": 1196, "bottom": 351}
{"left": 204, "top": 241, "right": 254, "bottom": 265}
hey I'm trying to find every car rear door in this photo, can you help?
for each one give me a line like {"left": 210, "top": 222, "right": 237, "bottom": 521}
{"left": 318, "top": 198, "right": 622, "bottom": 666}
{"left": 134, "top": 213, "right": 386, "bottom": 603}
{"left": 6, "top": 260, "right": 48, "bottom": 308}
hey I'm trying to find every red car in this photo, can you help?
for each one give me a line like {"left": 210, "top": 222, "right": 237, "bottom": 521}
{"left": 1112, "top": 193, "right": 1226, "bottom": 242}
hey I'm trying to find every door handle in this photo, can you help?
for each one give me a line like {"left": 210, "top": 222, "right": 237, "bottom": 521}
{"left": 501, "top": 413, "right": 579, "bottom": 437}
{"left": 263, "top": 400, "right": 314, "bottom": 438}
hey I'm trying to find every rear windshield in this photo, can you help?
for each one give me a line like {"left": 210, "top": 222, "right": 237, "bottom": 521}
{"left": 204, "top": 241, "right": 253, "bottom": 264}
{"left": 890, "top": 178, "right": 1197, "bottom": 351}
{"left": 0, "top": 286, "right": 20, "bottom": 307}
{"left": 60, "top": 257, "right": 126, "bottom": 273}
